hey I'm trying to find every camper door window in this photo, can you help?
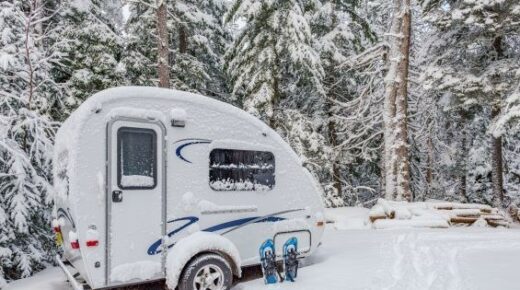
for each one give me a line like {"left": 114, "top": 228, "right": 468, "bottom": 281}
{"left": 117, "top": 127, "right": 157, "bottom": 189}
{"left": 209, "top": 149, "right": 275, "bottom": 191}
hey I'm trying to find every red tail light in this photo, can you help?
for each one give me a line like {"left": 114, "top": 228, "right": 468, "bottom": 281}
{"left": 85, "top": 227, "right": 99, "bottom": 248}
{"left": 71, "top": 240, "right": 80, "bottom": 249}
{"left": 86, "top": 240, "right": 99, "bottom": 247}
{"left": 69, "top": 231, "right": 80, "bottom": 250}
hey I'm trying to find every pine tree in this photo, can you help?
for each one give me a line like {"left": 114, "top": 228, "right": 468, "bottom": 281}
{"left": 123, "top": 0, "right": 158, "bottom": 86}
{"left": 51, "top": 0, "right": 125, "bottom": 120}
{"left": 0, "top": 0, "right": 59, "bottom": 283}
{"left": 420, "top": 0, "right": 520, "bottom": 206}
{"left": 226, "top": 0, "right": 334, "bottom": 204}
{"left": 310, "top": 0, "right": 380, "bottom": 205}
{"left": 124, "top": 0, "right": 231, "bottom": 100}
{"left": 226, "top": 0, "right": 325, "bottom": 124}
{"left": 173, "top": 0, "right": 231, "bottom": 100}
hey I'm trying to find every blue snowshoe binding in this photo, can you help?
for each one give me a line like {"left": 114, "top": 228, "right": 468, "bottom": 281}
{"left": 259, "top": 239, "right": 279, "bottom": 284}
{"left": 283, "top": 237, "right": 299, "bottom": 282}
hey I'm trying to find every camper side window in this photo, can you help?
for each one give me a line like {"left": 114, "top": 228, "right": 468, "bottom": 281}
{"left": 209, "top": 149, "right": 275, "bottom": 191}
{"left": 117, "top": 127, "right": 157, "bottom": 189}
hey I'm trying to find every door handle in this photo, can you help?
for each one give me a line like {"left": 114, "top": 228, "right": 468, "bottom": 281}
{"left": 112, "top": 190, "right": 123, "bottom": 203}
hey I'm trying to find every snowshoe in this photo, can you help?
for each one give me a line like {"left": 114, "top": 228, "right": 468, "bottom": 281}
{"left": 283, "top": 237, "right": 299, "bottom": 282}
{"left": 259, "top": 239, "right": 279, "bottom": 284}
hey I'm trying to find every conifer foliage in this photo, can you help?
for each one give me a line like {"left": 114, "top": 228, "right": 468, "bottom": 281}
{"left": 124, "top": 0, "right": 231, "bottom": 100}
{"left": 0, "top": 0, "right": 58, "bottom": 284}
{"left": 420, "top": 0, "right": 520, "bottom": 206}
{"left": 225, "top": 0, "right": 325, "bottom": 124}
{"left": 52, "top": 0, "right": 125, "bottom": 119}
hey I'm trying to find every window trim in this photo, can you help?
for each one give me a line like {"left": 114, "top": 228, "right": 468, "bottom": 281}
{"left": 209, "top": 148, "right": 276, "bottom": 192}
{"left": 117, "top": 127, "right": 158, "bottom": 190}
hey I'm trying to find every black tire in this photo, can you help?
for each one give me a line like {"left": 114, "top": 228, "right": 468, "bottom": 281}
{"left": 178, "top": 253, "right": 233, "bottom": 290}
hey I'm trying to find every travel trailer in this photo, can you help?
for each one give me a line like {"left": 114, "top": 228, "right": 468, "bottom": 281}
{"left": 52, "top": 87, "right": 325, "bottom": 289}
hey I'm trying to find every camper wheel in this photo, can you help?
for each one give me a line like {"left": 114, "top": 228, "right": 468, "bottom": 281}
{"left": 178, "top": 253, "right": 233, "bottom": 290}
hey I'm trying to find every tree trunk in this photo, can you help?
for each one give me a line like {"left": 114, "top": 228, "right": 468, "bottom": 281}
{"left": 394, "top": 0, "right": 412, "bottom": 201}
{"left": 327, "top": 3, "right": 342, "bottom": 199}
{"left": 269, "top": 44, "right": 281, "bottom": 129}
{"left": 24, "top": 2, "right": 35, "bottom": 107}
{"left": 491, "top": 36, "right": 504, "bottom": 207}
{"left": 383, "top": 0, "right": 412, "bottom": 201}
{"left": 460, "top": 131, "right": 467, "bottom": 200}
{"left": 325, "top": 97, "right": 342, "bottom": 198}
{"left": 179, "top": 25, "right": 187, "bottom": 54}
{"left": 426, "top": 133, "right": 433, "bottom": 194}
{"left": 156, "top": 0, "right": 169, "bottom": 88}
{"left": 491, "top": 105, "right": 504, "bottom": 206}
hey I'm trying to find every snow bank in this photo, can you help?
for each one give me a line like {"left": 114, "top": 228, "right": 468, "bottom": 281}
{"left": 368, "top": 199, "right": 509, "bottom": 229}
{"left": 110, "top": 261, "right": 161, "bottom": 283}
{"left": 373, "top": 219, "right": 449, "bottom": 229}
{"left": 166, "top": 232, "right": 241, "bottom": 290}
{"left": 4, "top": 267, "right": 70, "bottom": 290}
{"left": 325, "top": 201, "right": 510, "bottom": 231}
{"left": 325, "top": 207, "right": 370, "bottom": 230}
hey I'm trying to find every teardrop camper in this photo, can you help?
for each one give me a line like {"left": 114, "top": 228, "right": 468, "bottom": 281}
{"left": 53, "top": 87, "right": 325, "bottom": 289}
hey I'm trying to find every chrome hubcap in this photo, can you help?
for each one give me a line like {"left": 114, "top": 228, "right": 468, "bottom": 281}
{"left": 193, "top": 264, "right": 225, "bottom": 290}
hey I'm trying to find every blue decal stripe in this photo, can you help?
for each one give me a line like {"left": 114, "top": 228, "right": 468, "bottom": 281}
{"left": 202, "top": 216, "right": 285, "bottom": 233}
{"left": 175, "top": 139, "right": 211, "bottom": 163}
{"left": 220, "top": 208, "right": 305, "bottom": 235}
{"left": 167, "top": 217, "right": 200, "bottom": 236}
{"left": 147, "top": 216, "right": 284, "bottom": 255}
{"left": 146, "top": 209, "right": 304, "bottom": 256}
{"left": 147, "top": 216, "right": 200, "bottom": 255}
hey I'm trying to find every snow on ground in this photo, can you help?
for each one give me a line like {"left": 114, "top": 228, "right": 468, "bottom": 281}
{"left": 4, "top": 267, "right": 69, "bottom": 290}
{"left": 237, "top": 226, "right": 520, "bottom": 290}
{"left": 239, "top": 207, "right": 520, "bottom": 290}
{"left": 325, "top": 206, "right": 371, "bottom": 230}
{"left": 5, "top": 207, "right": 520, "bottom": 290}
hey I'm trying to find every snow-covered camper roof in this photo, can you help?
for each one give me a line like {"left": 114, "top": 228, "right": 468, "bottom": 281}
{"left": 57, "top": 86, "right": 276, "bottom": 150}
{"left": 54, "top": 87, "right": 304, "bottom": 197}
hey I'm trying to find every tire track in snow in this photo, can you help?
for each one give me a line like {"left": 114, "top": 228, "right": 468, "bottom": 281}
{"left": 381, "top": 234, "right": 406, "bottom": 290}
{"left": 380, "top": 232, "right": 465, "bottom": 290}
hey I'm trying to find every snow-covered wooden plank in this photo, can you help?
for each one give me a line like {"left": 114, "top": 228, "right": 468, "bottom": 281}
{"left": 372, "top": 219, "right": 449, "bottom": 229}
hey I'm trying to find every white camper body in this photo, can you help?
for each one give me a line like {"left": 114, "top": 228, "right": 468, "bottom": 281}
{"left": 53, "top": 87, "right": 325, "bottom": 289}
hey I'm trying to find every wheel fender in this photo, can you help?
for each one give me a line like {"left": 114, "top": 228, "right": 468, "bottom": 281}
{"left": 166, "top": 231, "right": 242, "bottom": 290}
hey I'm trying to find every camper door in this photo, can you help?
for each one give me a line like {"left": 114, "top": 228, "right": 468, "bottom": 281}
{"left": 107, "top": 119, "right": 165, "bottom": 284}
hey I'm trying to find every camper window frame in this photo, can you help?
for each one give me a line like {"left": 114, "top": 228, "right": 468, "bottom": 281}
{"left": 208, "top": 148, "right": 275, "bottom": 191}
{"left": 116, "top": 127, "right": 158, "bottom": 190}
